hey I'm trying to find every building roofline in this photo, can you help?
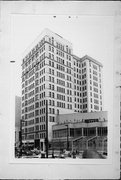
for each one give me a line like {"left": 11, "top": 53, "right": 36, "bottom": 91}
{"left": 21, "top": 28, "right": 73, "bottom": 60}
{"left": 58, "top": 111, "right": 107, "bottom": 116}
{"left": 43, "top": 28, "right": 73, "bottom": 45}
{"left": 73, "top": 54, "right": 103, "bottom": 67}
{"left": 81, "top": 55, "right": 103, "bottom": 67}
{"left": 73, "top": 54, "right": 80, "bottom": 61}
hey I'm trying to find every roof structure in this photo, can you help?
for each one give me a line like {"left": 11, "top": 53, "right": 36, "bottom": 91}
{"left": 81, "top": 55, "right": 103, "bottom": 67}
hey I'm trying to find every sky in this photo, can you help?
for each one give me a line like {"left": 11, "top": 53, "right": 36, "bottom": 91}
{"left": 11, "top": 14, "right": 114, "bottom": 112}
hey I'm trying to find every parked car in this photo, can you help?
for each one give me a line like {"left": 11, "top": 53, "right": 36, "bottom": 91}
{"left": 25, "top": 150, "right": 33, "bottom": 156}
{"left": 31, "top": 148, "right": 40, "bottom": 155}
{"left": 63, "top": 150, "right": 72, "bottom": 158}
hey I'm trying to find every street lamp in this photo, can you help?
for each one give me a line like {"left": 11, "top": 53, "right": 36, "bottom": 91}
{"left": 19, "top": 119, "right": 25, "bottom": 157}
{"left": 65, "top": 124, "right": 69, "bottom": 151}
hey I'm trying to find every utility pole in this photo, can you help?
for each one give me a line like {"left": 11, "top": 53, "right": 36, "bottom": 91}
{"left": 19, "top": 119, "right": 23, "bottom": 157}
{"left": 65, "top": 124, "right": 69, "bottom": 151}
{"left": 19, "top": 119, "right": 22, "bottom": 157}
{"left": 19, "top": 119, "right": 25, "bottom": 157}
{"left": 45, "top": 100, "right": 48, "bottom": 158}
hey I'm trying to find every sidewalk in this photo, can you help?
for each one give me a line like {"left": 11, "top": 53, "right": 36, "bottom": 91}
{"left": 82, "top": 149, "right": 103, "bottom": 159}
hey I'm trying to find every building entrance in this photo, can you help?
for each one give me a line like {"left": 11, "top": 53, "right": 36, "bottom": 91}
{"left": 34, "top": 139, "right": 40, "bottom": 149}
{"left": 40, "top": 139, "right": 45, "bottom": 151}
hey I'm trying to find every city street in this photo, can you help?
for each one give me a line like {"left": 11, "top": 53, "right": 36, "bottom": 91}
{"left": 16, "top": 148, "right": 105, "bottom": 159}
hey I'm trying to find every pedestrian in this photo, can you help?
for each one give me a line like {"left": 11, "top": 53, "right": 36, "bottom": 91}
{"left": 72, "top": 150, "right": 76, "bottom": 158}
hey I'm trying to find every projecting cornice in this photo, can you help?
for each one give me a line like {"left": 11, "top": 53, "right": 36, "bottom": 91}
{"left": 80, "top": 55, "right": 103, "bottom": 67}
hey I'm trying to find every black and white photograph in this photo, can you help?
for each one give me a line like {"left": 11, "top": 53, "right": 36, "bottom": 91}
{"left": 0, "top": 1, "right": 120, "bottom": 179}
{"left": 13, "top": 15, "right": 110, "bottom": 160}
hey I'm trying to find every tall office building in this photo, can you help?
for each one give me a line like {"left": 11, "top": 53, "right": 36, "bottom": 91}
{"left": 21, "top": 29, "right": 103, "bottom": 148}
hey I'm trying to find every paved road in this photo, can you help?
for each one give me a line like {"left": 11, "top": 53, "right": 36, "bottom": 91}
{"left": 82, "top": 149, "right": 103, "bottom": 159}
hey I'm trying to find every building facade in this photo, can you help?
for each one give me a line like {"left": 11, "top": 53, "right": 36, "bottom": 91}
{"left": 73, "top": 55, "right": 103, "bottom": 113}
{"left": 15, "top": 96, "right": 21, "bottom": 148}
{"left": 21, "top": 28, "right": 103, "bottom": 149}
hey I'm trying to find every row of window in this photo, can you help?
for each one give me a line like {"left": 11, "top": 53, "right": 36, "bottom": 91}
{"left": 53, "top": 129, "right": 68, "bottom": 138}
{"left": 82, "top": 68, "right": 86, "bottom": 74}
{"left": 35, "top": 116, "right": 45, "bottom": 123}
{"left": 23, "top": 66, "right": 101, "bottom": 88}
{"left": 35, "top": 115, "right": 55, "bottom": 123}
{"left": 22, "top": 132, "right": 46, "bottom": 140}
{"left": 40, "top": 100, "right": 46, "bottom": 107}
{"left": 57, "top": 86, "right": 65, "bottom": 93}
{"left": 49, "top": 68, "right": 54, "bottom": 75}
{"left": 83, "top": 98, "right": 87, "bottom": 103}
{"left": 56, "top": 49, "right": 65, "bottom": 58}
{"left": 57, "top": 101, "right": 65, "bottom": 108}
{"left": 49, "top": 108, "right": 55, "bottom": 114}
{"left": 74, "top": 73, "right": 81, "bottom": 79}
{"left": 57, "top": 94, "right": 65, "bottom": 101}
{"left": 90, "top": 86, "right": 102, "bottom": 94}
{"left": 67, "top": 96, "right": 72, "bottom": 102}
{"left": 56, "top": 42, "right": 64, "bottom": 51}
{"left": 67, "top": 82, "right": 72, "bottom": 88}
{"left": 35, "top": 108, "right": 46, "bottom": 116}
{"left": 49, "top": 84, "right": 54, "bottom": 90}
{"left": 35, "top": 76, "right": 45, "bottom": 86}
{"left": 73, "top": 67, "right": 81, "bottom": 74}
{"left": 23, "top": 123, "right": 46, "bottom": 133}
{"left": 34, "top": 45, "right": 45, "bottom": 60}
{"left": 74, "top": 61, "right": 86, "bottom": 68}
{"left": 57, "top": 56, "right": 64, "bottom": 65}
{"left": 74, "top": 85, "right": 81, "bottom": 91}
{"left": 51, "top": 54, "right": 72, "bottom": 65}
{"left": 40, "top": 84, "right": 45, "bottom": 92}
{"left": 27, "top": 104, "right": 34, "bottom": 112}
{"left": 22, "top": 37, "right": 45, "bottom": 63}
{"left": 90, "top": 98, "right": 102, "bottom": 105}
{"left": 23, "top": 90, "right": 100, "bottom": 108}
{"left": 49, "top": 99, "right": 55, "bottom": 106}
{"left": 57, "top": 71, "right": 65, "bottom": 79}
{"left": 75, "top": 104, "right": 82, "bottom": 109}
{"left": 56, "top": 42, "right": 72, "bottom": 55}
{"left": 27, "top": 112, "right": 34, "bottom": 119}
{"left": 57, "top": 79, "right": 65, "bottom": 86}
{"left": 82, "top": 80, "right": 87, "bottom": 85}
{"left": 74, "top": 91, "right": 82, "bottom": 97}
{"left": 49, "top": 45, "right": 54, "bottom": 53}
{"left": 22, "top": 59, "right": 45, "bottom": 82}
{"left": 39, "top": 92, "right": 45, "bottom": 99}
{"left": 67, "top": 68, "right": 71, "bottom": 74}
{"left": 28, "top": 90, "right": 34, "bottom": 98}
{"left": 57, "top": 63, "right": 65, "bottom": 72}
{"left": 49, "top": 116, "right": 55, "bottom": 122}
{"left": 28, "top": 76, "right": 35, "bottom": 84}
{"left": 39, "top": 68, "right": 45, "bottom": 77}
{"left": 23, "top": 52, "right": 45, "bottom": 75}
{"left": 75, "top": 98, "right": 82, "bottom": 103}
{"left": 26, "top": 97, "right": 34, "bottom": 105}
{"left": 74, "top": 79, "right": 81, "bottom": 85}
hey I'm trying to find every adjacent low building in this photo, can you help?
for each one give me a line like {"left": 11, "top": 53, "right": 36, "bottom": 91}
{"left": 52, "top": 111, "right": 108, "bottom": 154}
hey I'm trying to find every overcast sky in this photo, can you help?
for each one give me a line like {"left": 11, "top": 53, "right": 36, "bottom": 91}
{"left": 11, "top": 14, "right": 114, "bottom": 112}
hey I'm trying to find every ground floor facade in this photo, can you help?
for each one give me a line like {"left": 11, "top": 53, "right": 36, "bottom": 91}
{"left": 52, "top": 135, "right": 107, "bottom": 154}
{"left": 21, "top": 111, "right": 108, "bottom": 155}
